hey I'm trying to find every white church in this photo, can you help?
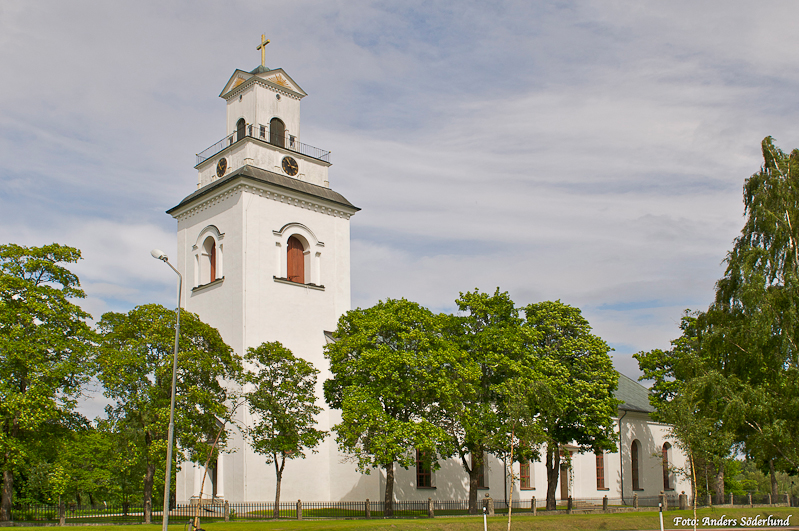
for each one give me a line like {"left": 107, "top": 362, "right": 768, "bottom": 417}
{"left": 166, "top": 41, "right": 689, "bottom": 507}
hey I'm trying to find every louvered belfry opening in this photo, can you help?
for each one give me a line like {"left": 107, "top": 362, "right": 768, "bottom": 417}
{"left": 270, "top": 117, "right": 286, "bottom": 148}
{"left": 287, "top": 236, "right": 305, "bottom": 283}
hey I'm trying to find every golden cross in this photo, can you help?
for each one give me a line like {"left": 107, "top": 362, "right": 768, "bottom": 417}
{"left": 256, "top": 34, "right": 270, "bottom": 67}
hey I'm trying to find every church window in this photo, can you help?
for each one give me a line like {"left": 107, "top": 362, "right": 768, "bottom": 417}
{"left": 662, "top": 443, "right": 672, "bottom": 490}
{"left": 287, "top": 236, "right": 305, "bottom": 283}
{"left": 270, "top": 117, "right": 286, "bottom": 148}
{"left": 416, "top": 450, "right": 432, "bottom": 488}
{"left": 236, "top": 118, "right": 246, "bottom": 142}
{"left": 520, "top": 461, "right": 532, "bottom": 490}
{"left": 596, "top": 451, "right": 606, "bottom": 489}
{"left": 631, "top": 439, "right": 641, "bottom": 490}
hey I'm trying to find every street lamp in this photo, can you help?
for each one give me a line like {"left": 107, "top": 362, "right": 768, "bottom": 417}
{"left": 151, "top": 249, "right": 182, "bottom": 531}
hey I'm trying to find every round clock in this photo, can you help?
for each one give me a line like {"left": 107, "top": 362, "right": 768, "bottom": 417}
{"left": 282, "top": 156, "right": 299, "bottom": 176}
{"left": 216, "top": 158, "right": 228, "bottom": 178}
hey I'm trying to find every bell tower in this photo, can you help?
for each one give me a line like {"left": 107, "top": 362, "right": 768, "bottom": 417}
{"left": 167, "top": 39, "right": 367, "bottom": 503}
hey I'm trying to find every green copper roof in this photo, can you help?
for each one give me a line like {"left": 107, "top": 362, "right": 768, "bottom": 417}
{"left": 250, "top": 65, "right": 271, "bottom": 74}
{"left": 615, "top": 373, "right": 655, "bottom": 413}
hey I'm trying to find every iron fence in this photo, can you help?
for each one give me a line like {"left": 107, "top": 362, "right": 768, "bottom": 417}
{"left": 195, "top": 123, "right": 331, "bottom": 166}
{"left": 7, "top": 494, "right": 794, "bottom": 526}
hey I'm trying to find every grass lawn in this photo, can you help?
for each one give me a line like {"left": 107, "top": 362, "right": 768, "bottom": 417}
{"left": 45, "top": 506, "right": 798, "bottom": 531}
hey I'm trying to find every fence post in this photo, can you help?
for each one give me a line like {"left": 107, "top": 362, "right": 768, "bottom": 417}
{"left": 659, "top": 491, "right": 667, "bottom": 511}
{"left": 531, "top": 496, "right": 536, "bottom": 515}
{"left": 748, "top": 493, "right": 753, "bottom": 508}
{"left": 679, "top": 492, "right": 687, "bottom": 510}
{"left": 59, "top": 501, "right": 65, "bottom": 526}
{"left": 603, "top": 495, "right": 608, "bottom": 512}
{"left": 428, "top": 498, "right": 434, "bottom": 518}
{"left": 224, "top": 501, "right": 229, "bottom": 522}
{"left": 297, "top": 499, "right": 302, "bottom": 520}
{"left": 730, "top": 493, "right": 733, "bottom": 506}
{"left": 365, "top": 499, "right": 371, "bottom": 519}
{"left": 567, "top": 496, "right": 573, "bottom": 514}
{"left": 768, "top": 494, "right": 772, "bottom": 505}
{"left": 633, "top": 493, "right": 638, "bottom": 509}
{"left": 483, "top": 494, "right": 494, "bottom": 516}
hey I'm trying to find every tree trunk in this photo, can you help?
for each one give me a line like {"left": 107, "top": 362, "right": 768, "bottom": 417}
{"left": 714, "top": 462, "right": 725, "bottom": 505}
{"left": 143, "top": 462, "right": 155, "bottom": 524}
{"left": 384, "top": 461, "right": 394, "bottom": 517}
{"left": 273, "top": 456, "right": 285, "bottom": 519}
{"left": 545, "top": 443, "right": 560, "bottom": 511}
{"left": 465, "top": 450, "right": 482, "bottom": 515}
{"left": 1, "top": 468, "right": 13, "bottom": 521}
{"left": 770, "top": 459, "right": 779, "bottom": 499}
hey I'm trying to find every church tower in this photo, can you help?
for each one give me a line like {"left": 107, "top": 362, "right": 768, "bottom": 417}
{"left": 167, "top": 38, "right": 366, "bottom": 503}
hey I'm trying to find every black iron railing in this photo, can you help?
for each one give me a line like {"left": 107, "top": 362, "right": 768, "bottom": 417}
{"left": 196, "top": 123, "right": 331, "bottom": 166}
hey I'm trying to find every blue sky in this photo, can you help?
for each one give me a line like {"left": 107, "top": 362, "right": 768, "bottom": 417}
{"left": 3, "top": 1, "right": 799, "bottom": 401}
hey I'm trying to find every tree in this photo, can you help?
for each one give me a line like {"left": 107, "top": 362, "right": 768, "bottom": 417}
{"left": 704, "top": 137, "right": 799, "bottom": 474}
{"left": 324, "top": 298, "right": 468, "bottom": 516}
{"left": 96, "top": 304, "right": 241, "bottom": 521}
{"left": 635, "top": 312, "right": 736, "bottom": 506}
{"left": 522, "top": 301, "right": 618, "bottom": 511}
{"left": 0, "top": 244, "right": 95, "bottom": 521}
{"left": 439, "top": 289, "right": 531, "bottom": 515}
{"left": 243, "top": 342, "right": 326, "bottom": 518}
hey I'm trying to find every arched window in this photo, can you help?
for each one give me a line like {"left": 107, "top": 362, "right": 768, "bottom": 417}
{"left": 270, "top": 117, "right": 286, "bottom": 148}
{"left": 631, "top": 439, "right": 641, "bottom": 490}
{"left": 201, "top": 236, "right": 217, "bottom": 285}
{"left": 662, "top": 443, "right": 672, "bottom": 490}
{"left": 287, "top": 236, "right": 305, "bottom": 283}
{"left": 236, "top": 118, "right": 246, "bottom": 142}
{"left": 596, "top": 450, "right": 605, "bottom": 489}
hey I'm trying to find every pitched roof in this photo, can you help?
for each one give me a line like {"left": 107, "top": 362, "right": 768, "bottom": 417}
{"left": 615, "top": 373, "right": 655, "bottom": 413}
{"left": 167, "top": 165, "right": 359, "bottom": 215}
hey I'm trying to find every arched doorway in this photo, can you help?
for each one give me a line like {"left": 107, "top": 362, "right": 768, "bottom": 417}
{"left": 270, "top": 117, "right": 285, "bottom": 148}
{"left": 236, "top": 118, "right": 246, "bottom": 142}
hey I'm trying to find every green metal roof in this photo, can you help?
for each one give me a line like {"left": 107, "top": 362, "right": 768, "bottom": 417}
{"left": 249, "top": 65, "right": 271, "bottom": 74}
{"left": 615, "top": 373, "right": 655, "bottom": 413}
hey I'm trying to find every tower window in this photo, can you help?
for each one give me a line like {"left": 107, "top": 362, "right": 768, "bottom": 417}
{"left": 201, "top": 236, "right": 218, "bottom": 285}
{"left": 270, "top": 117, "right": 286, "bottom": 148}
{"left": 236, "top": 118, "right": 246, "bottom": 142}
{"left": 287, "top": 236, "right": 305, "bottom": 283}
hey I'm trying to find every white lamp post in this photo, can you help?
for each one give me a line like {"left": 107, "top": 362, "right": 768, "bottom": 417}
{"left": 151, "top": 249, "right": 182, "bottom": 531}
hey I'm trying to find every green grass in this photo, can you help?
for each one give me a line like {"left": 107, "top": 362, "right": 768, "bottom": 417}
{"left": 31, "top": 506, "right": 795, "bottom": 531}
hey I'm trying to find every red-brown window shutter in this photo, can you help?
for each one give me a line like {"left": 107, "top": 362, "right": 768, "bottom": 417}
{"left": 287, "top": 236, "right": 304, "bottom": 283}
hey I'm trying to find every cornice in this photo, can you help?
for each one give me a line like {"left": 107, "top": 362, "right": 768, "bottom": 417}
{"left": 171, "top": 178, "right": 356, "bottom": 223}
{"left": 222, "top": 76, "right": 303, "bottom": 102}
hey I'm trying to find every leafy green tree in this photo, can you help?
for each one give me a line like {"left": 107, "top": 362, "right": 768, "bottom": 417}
{"left": 96, "top": 304, "right": 241, "bottom": 521}
{"left": 243, "top": 342, "right": 326, "bottom": 518}
{"left": 0, "top": 244, "right": 95, "bottom": 521}
{"left": 698, "top": 137, "right": 799, "bottom": 476}
{"left": 440, "top": 289, "right": 531, "bottom": 515}
{"left": 522, "top": 301, "right": 618, "bottom": 511}
{"left": 635, "top": 312, "right": 736, "bottom": 505}
{"left": 324, "top": 298, "right": 468, "bottom": 516}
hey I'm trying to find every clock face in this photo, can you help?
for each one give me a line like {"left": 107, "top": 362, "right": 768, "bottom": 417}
{"left": 282, "top": 156, "right": 299, "bottom": 176}
{"left": 216, "top": 158, "right": 228, "bottom": 178}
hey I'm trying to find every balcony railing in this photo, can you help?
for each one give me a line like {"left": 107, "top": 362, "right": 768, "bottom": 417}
{"left": 196, "top": 123, "right": 331, "bottom": 166}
